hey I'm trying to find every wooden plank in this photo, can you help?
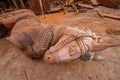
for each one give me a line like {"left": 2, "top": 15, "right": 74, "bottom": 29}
{"left": 104, "top": 13, "right": 120, "bottom": 20}
{"left": 96, "top": 8, "right": 104, "bottom": 17}
{"left": 77, "top": 3, "right": 94, "bottom": 9}
{"left": 96, "top": 8, "right": 120, "bottom": 20}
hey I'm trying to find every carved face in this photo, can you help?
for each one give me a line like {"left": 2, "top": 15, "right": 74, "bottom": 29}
{"left": 44, "top": 35, "right": 82, "bottom": 63}
{"left": 44, "top": 28, "right": 116, "bottom": 64}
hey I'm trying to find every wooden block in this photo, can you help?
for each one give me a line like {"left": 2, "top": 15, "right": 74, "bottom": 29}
{"left": 77, "top": 3, "right": 94, "bottom": 9}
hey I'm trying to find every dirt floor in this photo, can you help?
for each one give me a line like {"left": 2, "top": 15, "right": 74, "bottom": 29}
{"left": 0, "top": 6, "right": 120, "bottom": 80}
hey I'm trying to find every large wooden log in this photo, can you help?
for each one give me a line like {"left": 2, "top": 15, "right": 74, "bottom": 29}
{"left": 97, "top": 0, "right": 120, "bottom": 8}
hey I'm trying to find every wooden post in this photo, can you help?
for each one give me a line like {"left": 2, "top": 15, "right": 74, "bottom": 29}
{"left": 39, "top": 0, "right": 45, "bottom": 18}
{"left": 27, "top": 0, "right": 42, "bottom": 14}
{"left": 42, "top": 0, "right": 50, "bottom": 12}
{"left": 27, "top": 0, "right": 50, "bottom": 15}
{"left": 13, "top": 0, "right": 18, "bottom": 9}
{"left": 19, "top": 0, "right": 26, "bottom": 9}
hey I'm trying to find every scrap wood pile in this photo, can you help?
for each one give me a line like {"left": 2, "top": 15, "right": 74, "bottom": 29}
{"left": 48, "top": 0, "right": 96, "bottom": 13}
{"left": 49, "top": 0, "right": 120, "bottom": 13}
{"left": 0, "top": 0, "right": 120, "bottom": 16}
{"left": 47, "top": 0, "right": 120, "bottom": 20}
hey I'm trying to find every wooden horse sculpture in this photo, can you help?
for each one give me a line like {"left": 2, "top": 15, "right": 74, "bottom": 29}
{"left": 0, "top": 9, "right": 117, "bottom": 63}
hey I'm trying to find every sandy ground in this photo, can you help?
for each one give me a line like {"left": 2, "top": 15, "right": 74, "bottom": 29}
{"left": 0, "top": 6, "right": 120, "bottom": 80}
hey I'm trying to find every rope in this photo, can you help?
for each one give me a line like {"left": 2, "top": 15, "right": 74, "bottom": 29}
{"left": 49, "top": 34, "right": 93, "bottom": 53}
{"left": 36, "top": 28, "right": 53, "bottom": 53}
